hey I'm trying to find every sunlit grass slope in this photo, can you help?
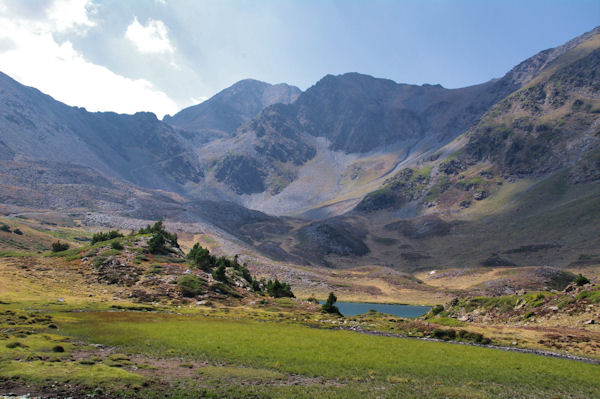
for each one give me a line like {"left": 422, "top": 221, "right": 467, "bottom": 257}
{"left": 61, "top": 311, "right": 600, "bottom": 399}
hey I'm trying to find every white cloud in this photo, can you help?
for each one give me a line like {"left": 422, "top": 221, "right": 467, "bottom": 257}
{"left": 190, "top": 96, "right": 208, "bottom": 105}
{"left": 47, "top": 0, "right": 96, "bottom": 33}
{"left": 126, "top": 17, "right": 174, "bottom": 54}
{"left": 0, "top": 2, "right": 179, "bottom": 118}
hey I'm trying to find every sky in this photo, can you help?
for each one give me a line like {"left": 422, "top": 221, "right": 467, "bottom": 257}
{"left": 0, "top": 0, "right": 598, "bottom": 119}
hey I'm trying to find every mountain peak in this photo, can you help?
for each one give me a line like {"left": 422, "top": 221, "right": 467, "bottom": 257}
{"left": 164, "top": 79, "right": 301, "bottom": 137}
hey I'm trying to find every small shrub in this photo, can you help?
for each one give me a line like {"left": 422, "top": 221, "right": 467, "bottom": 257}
{"left": 6, "top": 341, "right": 26, "bottom": 349}
{"left": 148, "top": 264, "right": 163, "bottom": 274}
{"left": 430, "top": 304, "right": 444, "bottom": 316}
{"left": 251, "top": 280, "right": 262, "bottom": 292}
{"left": 140, "top": 221, "right": 179, "bottom": 250}
{"left": 432, "top": 328, "right": 456, "bottom": 340}
{"left": 111, "top": 241, "right": 124, "bottom": 250}
{"left": 524, "top": 311, "right": 535, "bottom": 319}
{"left": 13, "top": 228, "right": 23, "bottom": 235}
{"left": 457, "top": 330, "right": 484, "bottom": 343}
{"left": 0, "top": 224, "right": 10, "bottom": 232}
{"left": 241, "top": 266, "right": 253, "bottom": 283}
{"left": 91, "top": 230, "right": 124, "bottom": 245}
{"left": 51, "top": 241, "right": 70, "bottom": 252}
{"left": 212, "top": 260, "right": 227, "bottom": 282}
{"left": 178, "top": 275, "right": 206, "bottom": 297}
{"left": 574, "top": 274, "right": 590, "bottom": 286}
{"left": 135, "top": 254, "right": 150, "bottom": 263}
{"left": 266, "top": 279, "right": 294, "bottom": 298}
{"left": 52, "top": 345, "right": 65, "bottom": 353}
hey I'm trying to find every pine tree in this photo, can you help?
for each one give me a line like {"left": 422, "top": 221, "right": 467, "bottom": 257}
{"left": 321, "top": 292, "right": 341, "bottom": 315}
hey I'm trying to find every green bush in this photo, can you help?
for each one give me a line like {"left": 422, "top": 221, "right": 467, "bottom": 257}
{"left": 148, "top": 232, "right": 166, "bottom": 254}
{"left": 111, "top": 241, "right": 124, "bottom": 250}
{"left": 457, "top": 330, "right": 484, "bottom": 343}
{"left": 52, "top": 345, "right": 65, "bottom": 353}
{"left": 321, "top": 292, "right": 341, "bottom": 315}
{"left": 432, "top": 328, "right": 456, "bottom": 340}
{"left": 430, "top": 305, "right": 444, "bottom": 316}
{"left": 91, "top": 230, "right": 123, "bottom": 245}
{"left": 51, "top": 241, "right": 70, "bottom": 252}
{"left": 524, "top": 311, "right": 535, "bottom": 319}
{"left": 0, "top": 224, "right": 11, "bottom": 232}
{"left": 574, "top": 274, "right": 590, "bottom": 286}
{"left": 266, "top": 279, "right": 294, "bottom": 298}
{"left": 188, "top": 243, "right": 216, "bottom": 271}
{"left": 139, "top": 221, "right": 179, "bottom": 248}
{"left": 177, "top": 275, "right": 206, "bottom": 298}
{"left": 241, "top": 266, "right": 253, "bottom": 283}
{"left": 13, "top": 228, "right": 23, "bottom": 235}
{"left": 212, "top": 262, "right": 227, "bottom": 282}
{"left": 144, "top": 221, "right": 179, "bottom": 254}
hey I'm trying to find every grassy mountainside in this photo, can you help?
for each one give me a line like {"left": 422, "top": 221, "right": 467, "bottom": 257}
{"left": 463, "top": 47, "right": 600, "bottom": 180}
{"left": 337, "top": 28, "right": 600, "bottom": 272}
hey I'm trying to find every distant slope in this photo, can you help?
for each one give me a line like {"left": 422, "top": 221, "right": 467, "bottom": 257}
{"left": 163, "top": 79, "right": 301, "bottom": 139}
{"left": 0, "top": 72, "right": 202, "bottom": 193}
{"left": 344, "top": 26, "right": 600, "bottom": 271}
{"left": 200, "top": 71, "right": 518, "bottom": 207}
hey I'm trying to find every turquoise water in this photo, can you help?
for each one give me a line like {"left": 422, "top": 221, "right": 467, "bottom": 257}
{"left": 319, "top": 301, "right": 431, "bottom": 317}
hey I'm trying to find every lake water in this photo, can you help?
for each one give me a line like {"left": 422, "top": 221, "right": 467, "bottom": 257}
{"left": 319, "top": 301, "right": 431, "bottom": 317}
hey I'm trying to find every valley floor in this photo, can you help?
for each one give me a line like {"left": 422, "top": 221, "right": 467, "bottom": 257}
{"left": 0, "top": 215, "right": 599, "bottom": 398}
{"left": 1, "top": 303, "right": 599, "bottom": 399}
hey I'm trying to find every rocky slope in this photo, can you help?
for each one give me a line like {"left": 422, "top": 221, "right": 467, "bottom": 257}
{"left": 198, "top": 28, "right": 599, "bottom": 208}
{"left": 440, "top": 281, "right": 599, "bottom": 327}
{"left": 0, "top": 72, "right": 202, "bottom": 193}
{"left": 201, "top": 72, "right": 518, "bottom": 200}
{"left": 163, "top": 79, "right": 300, "bottom": 139}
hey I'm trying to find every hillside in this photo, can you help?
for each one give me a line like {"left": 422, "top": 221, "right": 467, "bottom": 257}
{"left": 196, "top": 72, "right": 517, "bottom": 205}
{"left": 0, "top": 72, "right": 202, "bottom": 195}
{"left": 338, "top": 27, "right": 600, "bottom": 271}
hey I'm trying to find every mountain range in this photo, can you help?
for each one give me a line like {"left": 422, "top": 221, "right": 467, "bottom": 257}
{"left": 0, "top": 27, "right": 598, "bottom": 271}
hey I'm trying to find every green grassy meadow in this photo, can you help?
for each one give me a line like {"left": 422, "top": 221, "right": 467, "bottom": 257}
{"left": 57, "top": 311, "right": 600, "bottom": 398}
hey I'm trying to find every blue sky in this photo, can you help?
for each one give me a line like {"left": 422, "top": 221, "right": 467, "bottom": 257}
{"left": 0, "top": 0, "right": 598, "bottom": 117}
